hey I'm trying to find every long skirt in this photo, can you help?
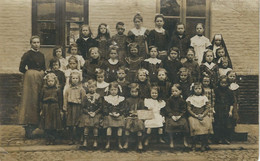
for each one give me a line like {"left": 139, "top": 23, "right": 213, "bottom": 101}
{"left": 188, "top": 116, "right": 213, "bottom": 136}
{"left": 125, "top": 117, "right": 144, "bottom": 132}
{"left": 103, "top": 115, "right": 125, "bottom": 128}
{"left": 165, "top": 117, "right": 189, "bottom": 133}
{"left": 66, "top": 103, "right": 82, "bottom": 127}
{"left": 19, "top": 70, "right": 44, "bottom": 125}
{"left": 77, "top": 113, "right": 101, "bottom": 128}
{"left": 40, "top": 102, "right": 62, "bottom": 130}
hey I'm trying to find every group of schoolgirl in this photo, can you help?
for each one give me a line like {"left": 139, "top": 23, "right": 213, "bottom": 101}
{"left": 40, "top": 13, "right": 240, "bottom": 152}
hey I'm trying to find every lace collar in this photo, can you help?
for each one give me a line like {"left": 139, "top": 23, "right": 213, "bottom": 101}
{"left": 131, "top": 27, "right": 147, "bottom": 36}
{"left": 108, "top": 58, "right": 119, "bottom": 65}
{"left": 97, "top": 81, "right": 109, "bottom": 88}
{"left": 104, "top": 95, "right": 125, "bottom": 106}
{"left": 144, "top": 58, "right": 161, "bottom": 65}
{"left": 83, "top": 37, "right": 89, "bottom": 41}
{"left": 203, "top": 62, "right": 216, "bottom": 70}
{"left": 229, "top": 83, "right": 239, "bottom": 90}
{"left": 154, "top": 27, "right": 165, "bottom": 34}
{"left": 186, "top": 95, "right": 208, "bottom": 108}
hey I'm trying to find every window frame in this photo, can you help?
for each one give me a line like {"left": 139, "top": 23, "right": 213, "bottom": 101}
{"left": 32, "top": 0, "right": 89, "bottom": 48}
{"left": 156, "top": 0, "right": 211, "bottom": 38}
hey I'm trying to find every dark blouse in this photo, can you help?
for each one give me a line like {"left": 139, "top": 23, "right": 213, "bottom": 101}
{"left": 125, "top": 97, "right": 146, "bottom": 116}
{"left": 19, "top": 50, "right": 46, "bottom": 73}
{"left": 165, "top": 96, "right": 187, "bottom": 117}
{"left": 163, "top": 58, "right": 183, "bottom": 84}
{"left": 82, "top": 58, "right": 105, "bottom": 82}
{"left": 76, "top": 37, "right": 98, "bottom": 60}
{"left": 148, "top": 29, "right": 170, "bottom": 51}
{"left": 168, "top": 32, "right": 191, "bottom": 59}
{"left": 45, "top": 70, "right": 66, "bottom": 90}
{"left": 82, "top": 93, "right": 102, "bottom": 114}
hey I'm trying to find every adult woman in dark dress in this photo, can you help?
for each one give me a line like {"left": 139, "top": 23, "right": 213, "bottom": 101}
{"left": 19, "top": 35, "right": 46, "bottom": 139}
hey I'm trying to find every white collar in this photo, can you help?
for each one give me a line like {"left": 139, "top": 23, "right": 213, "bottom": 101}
{"left": 203, "top": 62, "right": 216, "bottom": 70}
{"left": 104, "top": 95, "right": 125, "bottom": 106}
{"left": 186, "top": 95, "right": 208, "bottom": 108}
{"left": 229, "top": 83, "right": 239, "bottom": 90}
{"left": 108, "top": 58, "right": 119, "bottom": 65}
{"left": 97, "top": 81, "right": 109, "bottom": 88}
{"left": 131, "top": 27, "right": 147, "bottom": 36}
{"left": 83, "top": 37, "right": 89, "bottom": 41}
{"left": 86, "top": 93, "right": 100, "bottom": 103}
{"left": 31, "top": 48, "right": 39, "bottom": 52}
{"left": 154, "top": 27, "right": 165, "bottom": 34}
{"left": 144, "top": 58, "right": 161, "bottom": 65}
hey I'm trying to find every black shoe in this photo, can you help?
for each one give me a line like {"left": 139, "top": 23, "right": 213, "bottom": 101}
{"left": 223, "top": 139, "right": 230, "bottom": 145}
{"left": 201, "top": 146, "right": 206, "bottom": 152}
{"left": 205, "top": 145, "right": 211, "bottom": 150}
{"left": 183, "top": 147, "right": 191, "bottom": 152}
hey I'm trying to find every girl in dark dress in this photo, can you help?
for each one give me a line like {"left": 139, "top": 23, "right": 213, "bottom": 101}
{"left": 76, "top": 24, "right": 98, "bottom": 60}
{"left": 178, "top": 67, "right": 192, "bottom": 100}
{"left": 19, "top": 35, "right": 46, "bottom": 139}
{"left": 165, "top": 84, "right": 189, "bottom": 150}
{"left": 142, "top": 46, "right": 163, "bottom": 83}
{"left": 116, "top": 66, "right": 130, "bottom": 97}
{"left": 77, "top": 79, "right": 102, "bottom": 148}
{"left": 214, "top": 76, "right": 236, "bottom": 144}
{"left": 148, "top": 14, "right": 169, "bottom": 60}
{"left": 124, "top": 83, "right": 146, "bottom": 151}
{"left": 103, "top": 82, "right": 126, "bottom": 150}
{"left": 183, "top": 48, "right": 200, "bottom": 83}
{"left": 156, "top": 68, "right": 172, "bottom": 100}
{"left": 127, "top": 13, "right": 149, "bottom": 59}
{"left": 163, "top": 47, "right": 183, "bottom": 84}
{"left": 95, "top": 23, "right": 111, "bottom": 59}
{"left": 199, "top": 49, "right": 219, "bottom": 88}
{"left": 40, "top": 73, "right": 62, "bottom": 145}
{"left": 103, "top": 45, "right": 123, "bottom": 82}
{"left": 134, "top": 68, "right": 151, "bottom": 99}
{"left": 82, "top": 47, "right": 105, "bottom": 82}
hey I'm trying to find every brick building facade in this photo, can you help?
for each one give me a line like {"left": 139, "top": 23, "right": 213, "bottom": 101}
{"left": 0, "top": 0, "right": 258, "bottom": 124}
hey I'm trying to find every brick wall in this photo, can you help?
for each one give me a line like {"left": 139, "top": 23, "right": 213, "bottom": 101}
{"left": 0, "top": 0, "right": 32, "bottom": 74}
{"left": 210, "top": 0, "right": 259, "bottom": 75}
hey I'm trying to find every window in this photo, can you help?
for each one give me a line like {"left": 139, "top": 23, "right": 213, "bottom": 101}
{"left": 158, "top": 0, "right": 210, "bottom": 37}
{"left": 32, "top": 0, "right": 89, "bottom": 46}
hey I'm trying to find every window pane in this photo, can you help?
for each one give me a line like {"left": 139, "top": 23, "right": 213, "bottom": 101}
{"left": 185, "top": 18, "right": 205, "bottom": 37}
{"left": 186, "top": 0, "right": 206, "bottom": 17}
{"left": 37, "top": 1, "right": 55, "bottom": 20}
{"left": 37, "top": 22, "right": 56, "bottom": 45}
{"left": 66, "top": 0, "right": 84, "bottom": 21}
{"left": 164, "top": 18, "right": 180, "bottom": 36}
{"left": 160, "top": 0, "right": 181, "bottom": 16}
{"left": 65, "top": 22, "right": 82, "bottom": 45}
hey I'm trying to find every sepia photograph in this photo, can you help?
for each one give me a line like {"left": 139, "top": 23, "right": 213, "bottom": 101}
{"left": 0, "top": 0, "right": 258, "bottom": 160}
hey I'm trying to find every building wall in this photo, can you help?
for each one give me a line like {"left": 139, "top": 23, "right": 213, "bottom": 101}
{"left": 210, "top": 0, "right": 259, "bottom": 75}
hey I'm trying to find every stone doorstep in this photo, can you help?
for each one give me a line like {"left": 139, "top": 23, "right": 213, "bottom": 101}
{"left": 0, "top": 143, "right": 258, "bottom": 153}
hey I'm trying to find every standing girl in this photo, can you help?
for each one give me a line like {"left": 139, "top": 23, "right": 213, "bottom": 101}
{"left": 63, "top": 72, "right": 85, "bottom": 145}
{"left": 142, "top": 46, "right": 163, "bottom": 83}
{"left": 202, "top": 76, "right": 215, "bottom": 122}
{"left": 183, "top": 48, "right": 200, "bottom": 83}
{"left": 96, "top": 69, "right": 109, "bottom": 97}
{"left": 66, "top": 43, "right": 85, "bottom": 70}
{"left": 82, "top": 47, "right": 105, "bottom": 82}
{"left": 186, "top": 82, "right": 213, "bottom": 151}
{"left": 156, "top": 68, "right": 172, "bottom": 100}
{"left": 163, "top": 47, "right": 183, "bottom": 84}
{"left": 148, "top": 14, "right": 169, "bottom": 60}
{"left": 127, "top": 13, "right": 149, "bottom": 59}
{"left": 165, "top": 84, "right": 189, "bottom": 150}
{"left": 125, "top": 43, "right": 144, "bottom": 83}
{"left": 124, "top": 83, "right": 146, "bottom": 151}
{"left": 103, "top": 82, "right": 126, "bottom": 150}
{"left": 103, "top": 45, "right": 123, "bottom": 82}
{"left": 76, "top": 24, "right": 98, "bottom": 59}
{"left": 135, "top": 68, "right": 151, "bottom": 99}
{"left": 111, "top": 22, "right": 128, "bottom": 63}
{"left": 200, "top": 49, "right": 219, "bottom": 88}
{"left": 227, "top": 70, "right": 240, "bottom": 124}
{"left": 218, "top": 57, "right": 232, "bottom": 76}
{"left": 19, "top": 35, "right": 46, "bottom": 139}
{"left": 144, "top": 86, "right": 166, "bottom": 147}
{"left": 116, "top": 67, "right": 130, "bottom": 97}
{"left": 77, "top": 79, "right": 102, "bottom": 148}
{"left": 40, "top": 73, "right": 62, "bottom": 145}
{"left": 95, "top": 23, "right": 111, "bottom": 59}
{"left": 178, "top": 67, "right": 192, "bottom": 100}
{"left": 214, "top": 76, "right": 235, "bottom": 144}
{"left": 52, "top": 46, "right": 67, "bottom": 72}
{"left": 190, "top": 23, "right": 211, "bottom": 65}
